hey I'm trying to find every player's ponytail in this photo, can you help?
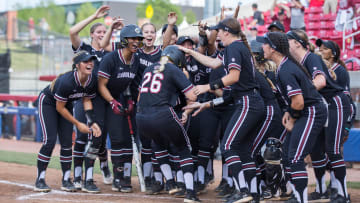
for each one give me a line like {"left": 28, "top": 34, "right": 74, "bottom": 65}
{"left": 154, "top": 56, "right": 169, "bottom": 73}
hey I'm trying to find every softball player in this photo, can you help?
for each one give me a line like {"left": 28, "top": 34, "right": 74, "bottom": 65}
{"left": 287, "top": 30, "right": 351, "bottom": 202}
{"left": 34, "top": 51, "right": 101, "bottom": 192}
{"left": 136, "top": 45, "right": 200, "bottom": 203}
{"left": 257, "top": 32, "right": 327, "bottom": 203}
{"left": 97, "top": 24, "right": 142, "bottom": 193}
{"left": 136, "top": 22, "right": 163, "bottom": 190}
{"left": 69, "top": 5, "right": 119, "bottom": 192}
{"left": 180, "top": 17, "right": 265, "bottom": 202}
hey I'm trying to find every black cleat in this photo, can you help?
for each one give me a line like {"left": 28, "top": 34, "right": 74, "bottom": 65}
{"left": 217, "top": 184, "right": 235, "bottom": 198}
{"left": 73, "top": 177, "right": 82, "bottom": 190}
{"left": 166, "top": 179, "right": 180, "bottom": 195}
{"left": 146, "top": 181, "right": 164, "bottom": 195}
{"left": 229, "top": 188, "right": 253, "bottom": 203}
{"left": 82, "top": 179, "right": 100, "bottom": 193}
{"left": 34, "top": 179, "right": 51, "bottom": 192}
{"left": 215, "top": 179, "right": 227, "bottom": 192}
{"left": 284, "top": 194, "right": 300, "bottom": 203}
{"left": 112, "top": 179, "right": 121, "bottom": 191}
{"left": 145, "top": 177, "right": 152, "bottom": 191}
{"left": 331, "top": 194, "right": 350, "bottom": 203}
{"left": 61, "top": 179, "right": 76, "bottom": 192}
{"left": 101, "top": 166, "right": 113, "bottom": 185}
{"left": 184, "top": 190, "right": 201, "bottom": 203}
{"left": 195, "top": 182, "right": 207, "bottom": 195}
{"left": 308, "top": 191, "right": 330, "bottom": 202}
{"left": 120, "top": 176, "right": 132, "bottom": 193}
{"left": 175, "top": 182, "right": 186, "bottom": 198}
{"left": 261, "top": 187, "right": 273, "bottom": 199}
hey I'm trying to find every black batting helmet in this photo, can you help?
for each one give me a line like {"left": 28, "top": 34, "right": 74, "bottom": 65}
{"left": 250, "top": 40, "right": 267, "bottom": 64}
{"left": 120, "top": 24, "right": 144, "bottom": 47}
{"left": 161, "top": 45, "right": 185, "bottom": 68}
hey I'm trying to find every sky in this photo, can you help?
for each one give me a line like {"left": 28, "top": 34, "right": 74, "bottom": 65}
{"left": 0, "top": 0, "right": 256, "bottom": 12}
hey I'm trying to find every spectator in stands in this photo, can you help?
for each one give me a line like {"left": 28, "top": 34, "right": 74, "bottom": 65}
{"left": 290, "top": 0, "right": 306, "bottom": 31}
{"left": 250, "top": 3, "right": 264, "bottom": 26}
{"left": 268, "top": 20, "right": 286, "bottom": 32}
{"left": 335, "top": 0, "right": 357, "bottom": 31}
{"left": 270, "top": 0, "right": 291, "bottom": 32}
{"left": 323, "top": 0, "right": 337, "bottom": 14}
{"left": 309, "top": 0, "right": 324, "bottom": 7}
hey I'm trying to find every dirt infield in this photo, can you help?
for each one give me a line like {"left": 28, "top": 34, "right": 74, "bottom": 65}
{"left": 1, "top": 138, "right": 360, "bottom": 202}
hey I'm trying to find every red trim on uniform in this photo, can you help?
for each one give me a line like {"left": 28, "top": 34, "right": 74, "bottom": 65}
{"left": 291, "top": 173, "right": 308, "bottom": 177}
{"left": 182, "top": 84, "right": 194, "bottom": 93}
{"left": 288, "top": 89, "right": 302, "bottom": 97}
{"left": 74, "top": 71, "right": 81, "bottom": 86}
{"left": 331, "top": 160, "right": 345, "bottom": 167}
{"left": 228, "top": 63, "right": 241, "bottom": 71}
{"left": 38, "top": 154, "right": 50, "bottom": 161}
{"left": 225, "top": 157, "right": 241, "bottom": 164}
{"left": 180, "top": 159, "right": 193, "bottom": 165}
{"left": 300, "top": 51, "right": 310, "bottom": 65}
{"left": 293, "top": 106, "right": 315, "bottom": 162}
{"left": 60, "top": 156, "right": 73, "bottom": 161}
{"left": 225, "top": 96, "right": 249, "bottom": 150}
{"left": 331, "top": 63, "right": 340, "bottom": 72}
{"left": 98, "top": 71, "right": 110, "bottom": 79}
{"left": 111, "top": 149, "right": 133, "bottom": 154}
{"left": 38, "top": 93, "right": 47, "bottom": 144}
{"left": 155, "top": 151, "right": 169, "bottom": 157}
{"left": 334, "top": 96, "right": 343, "bottom": 154}
{"left": 280, "top": 128, "right": 287, "bottom": 143}
{"left": 54, "top": 94, "right": 67, "bottom": 102}
{"left": 251, "top": 105, "right": 273, "bottom": 155}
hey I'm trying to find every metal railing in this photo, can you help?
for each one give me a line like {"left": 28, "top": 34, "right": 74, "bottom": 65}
{"left": 343, "top": 16, "right": 360, "bottom": 53}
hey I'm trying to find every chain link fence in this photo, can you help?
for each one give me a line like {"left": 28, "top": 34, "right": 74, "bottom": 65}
{"left": 0, "top": 15, "right": 82, "bottom": 95}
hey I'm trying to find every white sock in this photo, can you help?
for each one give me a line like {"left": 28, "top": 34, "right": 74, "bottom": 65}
{"left": 74, "top": 166, "right": 82, "bottom": 178}
{"left": 143, "top": 162, "right": 152, "bottom": 178}
{"left": 86, "top": 167, "right": 93, "bottom": 181}
{"left": 176, "top": 170, "right": 184, "bottom": 183}
{"left": 198, "top": 166, "right": 205, "bottom": 184}
{"left": 154, "top": 172, "right": 163, "bottom": 184}
{"left": 184, "top": 172, "right": 194, "bottom": 190}
{"left": 160, "top": 164, "right": 173, "bottom": 180}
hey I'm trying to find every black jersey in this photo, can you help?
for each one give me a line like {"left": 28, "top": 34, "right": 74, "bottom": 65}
{"left": 138, "top": 62, "right": 193, "bottom": 108}
{"left": 331, "top": 63, "right": 351, "bottom": 96}
{"left": 276, "top": 57, "right": 322, "bottom": 108}
{"left": 72, "top": 41, "right": 109, "bottom": 75}
{"left": 42, "top": 71, "right": 97, "bottom": 106}
{"left": 255, "top": 70, "right": 277, "bottom": 104}
{"left": 266, "top": 70, "right": 287, "bottom": 111}
{"left": 219, "top": 40, "right": 258, "bottom": 99}
{"left": 301, "top": 51, "right": 343, "bottom": 99}
{"left": 131, "top": 46, "right": 162, "bottom": 99}
{"left": 185, "top": 55, "right": 212, "bottom": 85}
{"left": 98, "top": 49, "right": 139, "bottom": 97}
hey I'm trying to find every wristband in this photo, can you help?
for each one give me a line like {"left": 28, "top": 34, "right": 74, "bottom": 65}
{"left": 289, "top": 108, "right": 302, "bottom": 119}
{"left": 212, "top": 97, "right": 225, "bottom": 106}
{"left": 85, "top": 110, "right": 96, "bottom": 126}
{"left": 210, "top": 79, "right": 224, "bottom": 90}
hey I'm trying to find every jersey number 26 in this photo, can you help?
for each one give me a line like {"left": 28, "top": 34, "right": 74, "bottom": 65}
{"left": 140, "top": 72, "right": 164, "bottom": 93}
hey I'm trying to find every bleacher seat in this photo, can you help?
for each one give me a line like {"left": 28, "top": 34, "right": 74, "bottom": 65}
{"left": 307, "top": 22, "right": 320, "bottom": 30}
{"left": 318, "top": 30, "right": 328, "bottom": 39}
{"left": 308, "top": 6, "right": 323, "bottom": 14}
{"left": 307, "top": 13, "right": 320, "bottom": 22}
{"left": 307, "top": 30, "right": 319, "bottom": 38}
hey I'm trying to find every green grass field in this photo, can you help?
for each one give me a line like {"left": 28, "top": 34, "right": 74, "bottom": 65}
{"left": 0, "top": 150, "right": 137, "bottom": 176}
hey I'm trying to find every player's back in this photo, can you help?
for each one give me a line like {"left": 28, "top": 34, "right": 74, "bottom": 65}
{"left": 138, "top": 62, "right": 192, "bottom": 108}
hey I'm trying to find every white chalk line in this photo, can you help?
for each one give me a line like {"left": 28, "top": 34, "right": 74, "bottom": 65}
{"left": 0, "top": 179, "right": 217, "bottom": 202}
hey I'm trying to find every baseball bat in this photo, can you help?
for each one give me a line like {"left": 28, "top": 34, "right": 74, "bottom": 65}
{"left": 127, "top": 115, "right": 146, "bottom": 192}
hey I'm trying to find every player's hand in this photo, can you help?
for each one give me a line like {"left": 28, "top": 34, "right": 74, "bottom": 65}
{"left": 167, "top": 12, "right": 177, "bottom": 25}
{"left": 220, "top": 6, "right": 225, "bottom": 21}
{"left": 125, "top": 99, "right": 135, "bottom": 115}
{"left": 198, "top": 21, "right": 207, "bottom": 35}
{"left": 90, "top": 123, "right": 102, "bottom": 137}
{"left": 183, "top": 101, "right": 210, "bottom": 117}
{"left": 180, "top": 111, "right": 189, "bottom": 125}
{"left": 233, "top": 3, "right": 240, "bottom": 19}
{"left": 194, "top": 84, "right": 210, "bottom": 95}
{"left": 111, "top": 17, "right": 124, "bottom": 31}
{"left": 77, "top": 122, "right": 92, "bottom": 134}
{"left": 283, "top": 112, "right": 295, "bottom": 132}
{"left": 282, "top": 112, "right": 290, "bottom": 128}
{"left": 94, "top": 5, "right": 110, "bottom": 19}
{"left": 110, "top": 99, "right": 125, "bottom": 115}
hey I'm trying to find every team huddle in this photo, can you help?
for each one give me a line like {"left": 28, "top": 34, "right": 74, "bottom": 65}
{"left": 32, "top": 5, "right": 355, "bottom": 203}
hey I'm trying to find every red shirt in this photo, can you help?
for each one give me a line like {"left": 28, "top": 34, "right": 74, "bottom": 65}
{"left": 338, "top": 0, "right": 354, "bottom": 10}
{"left": 309, "top": 0, "right": 324, "bottom": 7}
{"left": 271, "top": 15, "right": 291, "bottom": 32}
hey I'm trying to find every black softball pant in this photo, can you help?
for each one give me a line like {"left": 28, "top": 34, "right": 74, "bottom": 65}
{"left": 310, "top": 93, "right": 351, "bottom": 198}
{"left": 221, "top": 93, "right": 265, "bottom": 194}
{"left": 36, "top": 93, "right": 73, "bottom": 181}
{"left": 72, "top": 95, "right": 109, "bottom": 180}
{"left": 136, "top": 106, "right": 194, "bottom": 190}
{"left": 282, "top": 102, "right": 327, "bottom": 203}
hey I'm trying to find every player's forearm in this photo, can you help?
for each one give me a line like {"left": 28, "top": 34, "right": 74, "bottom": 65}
{"left": 100, "top": 27, "right": 113, "bottom": 51}
{"left": 187, "top": 49, "right": 222, "bottom": 69}
{"left": 162, "top": 24, "right": 174, "bottom": 49}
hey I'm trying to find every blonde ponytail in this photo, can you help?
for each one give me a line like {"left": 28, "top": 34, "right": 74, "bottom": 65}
{"left": 154, "top": 56, "right": 169, "bottom": 73}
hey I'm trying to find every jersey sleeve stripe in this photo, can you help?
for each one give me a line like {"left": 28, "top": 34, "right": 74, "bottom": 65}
{"left": 228, "top": 63, "right": 241, "bottom": 71}
{"left": 288, "top": 89, "right": 302, "bottom": 97}
{"left": 312, "top": 70, "right": 325, "bottom": 79}
{"left": 73, "top": 41, "right": 83, "bottom": 53}
{"left": 54, "top": 94, "right": 68, "bottom": 102}
{"left": 85, "top": 93, "right": 96, "bottom": 98}
{"left": 182, "top": 84, "right": 194, "bottom": 93}
{"left": 98, "top": 71, "right": 110, "bottom": 79}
